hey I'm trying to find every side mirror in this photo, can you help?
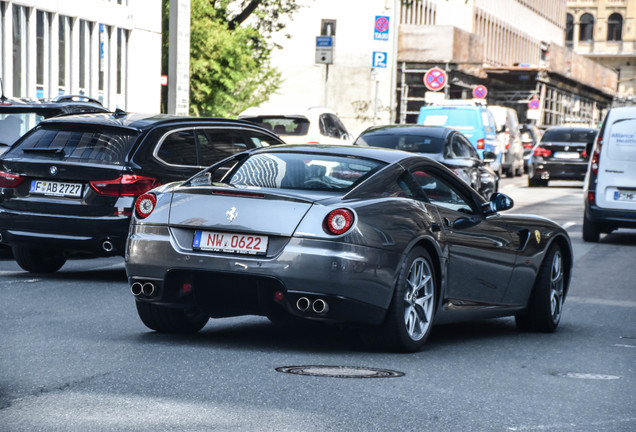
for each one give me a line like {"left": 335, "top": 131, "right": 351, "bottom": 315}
{"left": 482, "top": 151, "right": 496, "bottom": 163}
{"left": 482, "top": 192, "right": 514, "bottom": 214}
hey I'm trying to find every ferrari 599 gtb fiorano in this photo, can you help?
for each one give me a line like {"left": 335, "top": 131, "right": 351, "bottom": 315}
{"left": 125, "top": 145, "right": 573, "bottom": 352}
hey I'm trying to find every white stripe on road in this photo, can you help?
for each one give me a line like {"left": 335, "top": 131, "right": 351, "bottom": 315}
{"left": 567, "top": 296, "right": 636, "bottom": 308}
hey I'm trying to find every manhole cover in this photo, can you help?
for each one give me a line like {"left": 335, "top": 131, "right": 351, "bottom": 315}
{"left": 275, "top": 365, "right": 404, "bottom": 378}
{"left": 554, "top": 372, "right": 620, "bottom": 380}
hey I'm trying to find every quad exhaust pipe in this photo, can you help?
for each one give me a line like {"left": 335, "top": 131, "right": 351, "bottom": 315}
{"left": 102, "top": 240, "right": 114, "bottom": 253}
{"left": 131, "top": 281, "right": 155, "bottom": 297}
{"left": 296, "top": 297, "right": 329, "bottom": 315}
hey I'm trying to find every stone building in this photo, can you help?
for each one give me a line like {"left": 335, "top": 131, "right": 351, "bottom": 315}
{"left": 566, "top": 0, "right": 636, "bottom": 104}
{"left": 265, "top": 0, "right": 618, "bottom": 133}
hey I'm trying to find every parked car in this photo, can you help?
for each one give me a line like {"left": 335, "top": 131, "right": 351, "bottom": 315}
{"left": 0, "top": 111, "right": 284, "bottom": 273}
{"left": 520, "top": 123, "right": 542, "bottom": 172}
{"left": 354, "top": 124, "right": 498, "bottom": 199}
{"left": 488, "top": 105, "right": 524, "bottom": 177}
{"left": 238, "top": 106, "right": 353, "bottom": 145}
{"left": 583, "top": 107, "right": 636, "bottom": 242}
{"left": 528, "top": 127, "right": 597, "bottom": 187}
{"left": 417, "top": 101, "right": 503, "bottom": 176}
{"left": 125, "top": 144, "right": 572, "bottom": 352}
{"left": 0, "top": 94, "right": 107, "bottom": 154}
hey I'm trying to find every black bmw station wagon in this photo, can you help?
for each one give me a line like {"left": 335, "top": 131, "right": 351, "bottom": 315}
{"left": 0, "top": 111, "right": 283, "bottom": 273}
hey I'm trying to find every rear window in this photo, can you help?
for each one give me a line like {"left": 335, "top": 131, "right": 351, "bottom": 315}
{"left": 5, "top": 125, "right": 139, "bottom": 164}
{"left": 542, "top": 129, "right": 597, "bottom": 143}
{"left": 418, "top": 108, "right": 478, "bottom": 131}
{"left": 193, "top": 152, "right": 386, "bottom": 191}
{"left": 241, "top": 116, "right": 310, "bottom": 136}
{"left": 357, "top": 133, "right": 444, "bottom": 154}
{"left": 0, "top": 113, "right": 44, "bottom": 145}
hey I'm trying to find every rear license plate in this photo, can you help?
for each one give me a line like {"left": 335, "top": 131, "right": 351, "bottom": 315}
{"left": 30, "top": 180, "right": 83, "bottom": 197}
{"left": 193, "top": 230, "right": 268, "bottom": 255}
{"left": 553, "top": 152, "right": 580, "bottom": 159}
{"left": 614, "top": 191, "right": 636, "bottom": 202}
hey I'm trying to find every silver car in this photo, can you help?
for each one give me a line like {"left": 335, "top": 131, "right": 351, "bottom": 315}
{"left": 125, "top": 145, "right": 573, "bottom": 352}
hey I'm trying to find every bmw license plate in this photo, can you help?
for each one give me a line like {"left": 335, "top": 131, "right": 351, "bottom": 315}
{"left": 614, "top": 191, "right": 636, "bottom": 202}
{"left": 30, "top": 180, "right": 83, "bottom": 197}
{"left": 193, "top": 230, "right": 268, "bottom": 255}
{"left": 553, "top": 152, "right": 579, "bottom": 159}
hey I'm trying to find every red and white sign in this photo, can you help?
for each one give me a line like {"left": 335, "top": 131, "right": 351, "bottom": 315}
{"left": 472, "top": 85, "right": 488, "bottom": 99}
{"left": 528, "top": 96, "right": 540, "bottom": 110}
{"left": 423, "top": 68, "right": 447, "bottom": 92}
{"left": 160, "top": 75, "right": 168, "bottom": 86}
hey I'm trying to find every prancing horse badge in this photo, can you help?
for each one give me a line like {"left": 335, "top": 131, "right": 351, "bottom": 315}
{"left": 226, "top": 207, "right": 238, "bottom": 223}
{"left": 534, "top": 230, "right": 541, "bottom": 244}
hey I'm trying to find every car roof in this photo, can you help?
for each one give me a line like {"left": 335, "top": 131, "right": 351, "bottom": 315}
{"left": 239, "top": 106, "right": 337, "bottom": 119}
{"left": 544, "top": 126, "right": 598, "bottom": 132}
{"left": 39, "top": 111, "right": 270, "bottom": 132}
{"left": 359, "top": 124, "right": 451, "bottom": 139}
{"left": 247, "top": 143, "right": 421, "bottom": 165}
{"left": 0, "top": 98, "right": 107, "bottom": 114}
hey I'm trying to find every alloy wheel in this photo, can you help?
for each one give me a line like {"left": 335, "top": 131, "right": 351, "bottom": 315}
{"left": 403, "top": 257, "right": 435, "bottom": 341}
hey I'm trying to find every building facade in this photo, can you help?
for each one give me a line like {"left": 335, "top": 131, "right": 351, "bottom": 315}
{"left": 0, "top": 0, "right": 162, "bottom": 112}
{"left": 264, "top": 0, "right": 617, "bottom": 134}
{"left": 566, "top": 0, "right": 636, "bottom": 104}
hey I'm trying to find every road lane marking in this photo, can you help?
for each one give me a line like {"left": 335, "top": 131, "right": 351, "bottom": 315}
{"left": 567, "top": 296, "right": 636, "bottom": 308}
{"left": 507, "top": 417, "right": 636, "bottom": 431}
{"left": 561, "top": 221, "right": 576, "bottom": 230}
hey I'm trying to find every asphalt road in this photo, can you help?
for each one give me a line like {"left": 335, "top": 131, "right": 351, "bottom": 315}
{"left": 1, "top": 176, "right": 635, "bottom": 432}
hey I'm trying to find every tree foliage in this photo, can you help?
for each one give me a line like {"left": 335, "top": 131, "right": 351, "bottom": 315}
{"left": 162, "top": 0, "right": 300, "bottom": 117}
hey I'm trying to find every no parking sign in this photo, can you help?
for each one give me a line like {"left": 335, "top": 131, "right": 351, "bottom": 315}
{"left": 423, "top": 68, "right": 447, "bottom": 92}
{"left": 473, "top": 85, "right": 488, "bottom": 99}
{"left": 374, "top": 16, "right": 390, "bottom": 41}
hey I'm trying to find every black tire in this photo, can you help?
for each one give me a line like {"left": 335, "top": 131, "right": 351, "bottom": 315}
{"left": 135, "top": 301, "right": 209, "bottom": 333}
{"left": 515, "top": 244, "right": 565, "bottom": 333}
{"left": 582, "top": 214, "right": 600, "bottom": 242}
{"left": 528, "top": 177, "right": 548, "bottom": 187}
{"left": 505, "top": 167, "right": 515, "bottom": 178}
{"left": 12, "top": 247, "right": 66, "bottom": 273}
{"left": 370, "top": 247, "right": 437, "bottom": 353}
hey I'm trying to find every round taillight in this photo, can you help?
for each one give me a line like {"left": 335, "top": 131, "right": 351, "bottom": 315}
{"left": 135, "top": 193, "right": 156, "bottom": 219}
{"left": 325, "top": 209, "right": 354, "bottom": 235}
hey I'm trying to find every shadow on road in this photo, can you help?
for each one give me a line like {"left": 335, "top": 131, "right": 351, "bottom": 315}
{"left": 599, "top": 231, "right": 636, "bottom": 246}
{"left": 129, "top": 316, "right": 524, "bottom": 354}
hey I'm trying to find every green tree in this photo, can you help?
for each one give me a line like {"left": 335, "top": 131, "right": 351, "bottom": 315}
{"left": 162, "top": 0, "right": 300, "bottom": 117}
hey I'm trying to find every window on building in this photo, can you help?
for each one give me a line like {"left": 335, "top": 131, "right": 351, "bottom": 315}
{"left": 12, "top": 5, "right": 26, "bottom": 97}
{"left": 59, "top": 16, "right": 69, "bottom": 90}
{"left": 607, "top": 13, "right": 623, "bottom": 42}
{"left": 565, "top": 13, "right": 574, "bottom": 44}
{"left": 80, "top": 20, "right": 86, "bottom": 90}
{"left": 36, "top": 11, "right": 51, "bottom": 98}
{"left": 579, "top": 13, "right": 594, "bottom": 42}
{"left": 117, "top": 28, "right": 128, "bottom": 94}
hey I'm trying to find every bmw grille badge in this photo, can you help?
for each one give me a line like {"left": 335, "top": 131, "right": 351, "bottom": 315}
{"left": 226, "top": 207, "right": 238, "bottom": 223}
{"left": 49, "top": 166, "right": 58, "bottom": 176}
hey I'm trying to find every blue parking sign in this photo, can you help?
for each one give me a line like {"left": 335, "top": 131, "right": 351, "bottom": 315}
{"left": 372, "top": 51, "right": 388, "bottom": 68}
{"left": 374, "top": 16, "right": 390, "bottom": 41}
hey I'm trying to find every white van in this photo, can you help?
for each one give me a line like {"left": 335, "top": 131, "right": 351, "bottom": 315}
{"left": 583, "top": 106, "right": 636, "bottom": 242}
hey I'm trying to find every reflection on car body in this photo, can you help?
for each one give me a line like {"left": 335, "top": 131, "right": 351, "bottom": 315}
{"left": 354, "top": 124, "right": 498, "bottom": 199}
{"left": 125, "top": 144, "right": 573, "bottom": 353}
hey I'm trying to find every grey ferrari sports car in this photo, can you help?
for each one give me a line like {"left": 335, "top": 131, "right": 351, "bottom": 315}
{"left": 125, "top": 145, "right": 573, "bottom": 352}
